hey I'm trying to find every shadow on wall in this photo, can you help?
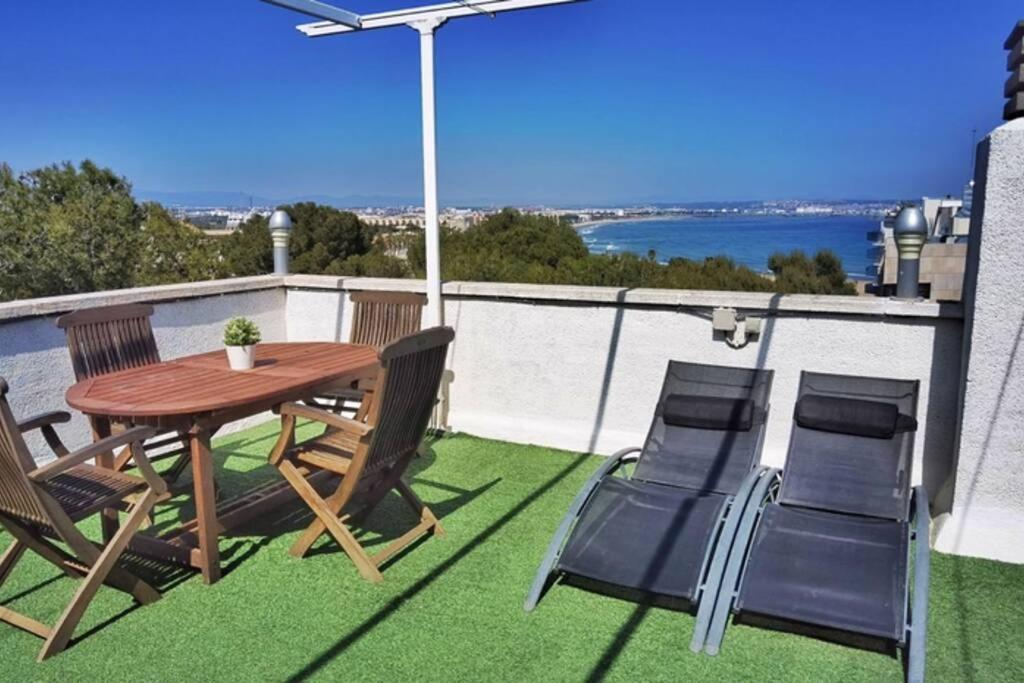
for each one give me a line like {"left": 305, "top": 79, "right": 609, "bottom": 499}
{"left": 585, "top": 289, "right": 630, "bottom": 454}
{"left": 332, "top": 291, "right": 348, "bottom": 342}
{"left": 926, "top": 315, "right": 970, "bottom": 516}
{"left": 584, "top": 292, "right": 783, "bottom": 457}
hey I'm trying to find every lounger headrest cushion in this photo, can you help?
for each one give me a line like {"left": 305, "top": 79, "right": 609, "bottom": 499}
{"left": 795, "top": 395, "right": 917, "bottom": 439}
{"left": 662, "top": 394, "right": 754, "bottom": 431}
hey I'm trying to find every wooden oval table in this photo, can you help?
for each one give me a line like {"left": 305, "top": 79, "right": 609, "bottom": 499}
{"left": 66, "top": 342, "right": 379, "bottom": 584}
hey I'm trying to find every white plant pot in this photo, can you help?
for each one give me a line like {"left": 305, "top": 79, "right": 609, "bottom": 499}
{"left": 225, "top": 344, "right": 256, "bottom": 371}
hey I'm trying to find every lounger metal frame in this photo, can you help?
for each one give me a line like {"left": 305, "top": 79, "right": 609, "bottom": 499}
{"left": 698, "top": 479, "right": 931, "bottom": 682}
{"left": 524, "top": 446, "right": 642, "bottom": 612}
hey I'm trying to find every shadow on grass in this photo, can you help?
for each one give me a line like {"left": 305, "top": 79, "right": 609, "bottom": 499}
{"left": 587, "top": 605, "right": 652, "bottom": 682}
{"left": 950, "top": 556, "right": 976, "bottom": 682}
{"left": 0, "top": 573, "right": 64, "bottom": 607}
{"left": 302, "top": 476, "right": 501, "bottom": 561}
{"left": 284, "top": 452, "right": 593, "bottom": 682}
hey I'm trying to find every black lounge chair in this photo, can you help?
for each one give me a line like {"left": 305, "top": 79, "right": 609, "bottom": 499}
{"left": 701, "top": 371, "right": 930, "bottom": 683}
{"left": 525, "top": 361, "right": 774, "bottom": 649}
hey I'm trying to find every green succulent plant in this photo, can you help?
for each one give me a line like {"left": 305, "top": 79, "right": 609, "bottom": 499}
{"left": 223, "top": 317, "right": 262, "bottom": 347}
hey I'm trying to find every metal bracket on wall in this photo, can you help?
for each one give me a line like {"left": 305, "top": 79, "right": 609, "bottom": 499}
{"left": 712, "top": 307, "right": 763, "bottom": 349}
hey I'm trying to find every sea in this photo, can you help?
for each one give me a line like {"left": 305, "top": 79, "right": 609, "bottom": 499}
{"left": 578, "top": 214, "right": 877, "bottom": 278}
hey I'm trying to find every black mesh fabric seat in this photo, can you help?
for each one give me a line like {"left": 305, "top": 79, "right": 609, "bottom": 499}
{"left": 557, "top": 478, "right": 728, "bottom": 600}
{"left": 553, "top": 362, "right": 773, "bottom": 603}
{"left": 735, "top": 504, "right": 909, "bottom": 640}
{"left": 732, "top": 371, "right": 920, "bottom": 644}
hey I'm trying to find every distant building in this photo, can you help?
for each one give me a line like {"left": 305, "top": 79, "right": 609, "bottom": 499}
{"left": 867, "top": 182, "right": 973, "bottom": 301}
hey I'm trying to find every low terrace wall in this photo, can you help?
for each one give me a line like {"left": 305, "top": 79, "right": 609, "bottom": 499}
{"left": 285, "top": 276, "right": 965, "bottom": 507}
{"left": 0, "top": 274, "right": 987, "bottom": 557}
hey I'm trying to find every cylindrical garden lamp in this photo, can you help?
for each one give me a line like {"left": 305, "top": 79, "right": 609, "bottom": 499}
{"left": 894, "top": 205, "right": 928, "bottom": 299}
{"left": 269, "top": 210, "right": 293, "bottom": 275}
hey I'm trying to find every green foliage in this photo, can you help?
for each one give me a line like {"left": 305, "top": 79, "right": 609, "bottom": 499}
{"left": 223, "top": 316, "right": 262, "bottom": 346}
{"left": 217, "top": 213, "right": 273, "bottom": 278}
{"left": 0, "top": 161, "right": 143, "bottom": 301}
{"left": 337, "top": 251, "right": 411, "bottom": 278}
{"left": 768, "top": 249, "right": 857, "bottom": 295}
{"left": 409, "top": 209, "right": 588, "bottom": 282}
{"left": 0, "top": 161, "right": 231, "bottom": 301}
{"left": 136, "top": 203, "right": 220, "bottom": 286}
{"left": 288, "top": 202, "right": 369, "bottom": 275}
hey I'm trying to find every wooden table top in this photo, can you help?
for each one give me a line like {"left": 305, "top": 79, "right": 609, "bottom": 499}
{"left": 66, "top": 342, "right": 379, "bottom": 418}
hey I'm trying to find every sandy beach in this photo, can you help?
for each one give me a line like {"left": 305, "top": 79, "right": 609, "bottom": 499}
{"left": 573, "top": 215, "right": 691, "bottom": 230}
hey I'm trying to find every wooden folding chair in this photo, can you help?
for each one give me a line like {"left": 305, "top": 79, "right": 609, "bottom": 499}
{"left": 0, "top": 378, "right": 165, "bottom": 661}
{"left": 311, "top": 291, "right": 426, "bottom": 416}
{"left": 270, "top": 327, "right": 453, "bottom": 583}
{"left": 56, "top": 304, "right": 193, "bottom": 486}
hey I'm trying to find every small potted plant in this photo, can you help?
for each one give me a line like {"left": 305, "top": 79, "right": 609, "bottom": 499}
{"left": 223, "top": 317, "right": 262, "bottom": 370}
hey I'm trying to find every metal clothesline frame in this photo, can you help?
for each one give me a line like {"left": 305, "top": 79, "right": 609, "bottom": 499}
{"left": 261, "top": 0, "right": 585, "bottom": 327}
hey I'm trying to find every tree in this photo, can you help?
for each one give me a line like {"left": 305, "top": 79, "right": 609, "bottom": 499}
{"left": 218, "top": 213, "right": 273, "bottom": 277}
{"left": 135, "top": 203, "right": 220, "bottom": 286}
{"left": 0, "top": 161, "right": 143, "bottom": 301}
{"left": 288, "top": 203, "right": 370, "bottom": 275}
{"left": 338, "top": 251, "right": 411, "bottom": 278}
{"left": 219, "top": 203, "right": 378, "bottom": 278}
{"left": 407, "top": 209, "right": 588, "bottom": 283}
{"left": 769, "top": 249, "right": 856, "bottom": 295}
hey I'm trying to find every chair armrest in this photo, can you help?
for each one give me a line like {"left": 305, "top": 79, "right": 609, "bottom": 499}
{"left": 28, "top": 426, "right": 158, "bottom": 482}
{"left": 279, "top": 402, "right": 374, "bottom": 437}
{"left": 17, "top": 411, "right": 73, "bottom": 458}
{"left": 17, "top": 411, "right": 71, "bottom": 433}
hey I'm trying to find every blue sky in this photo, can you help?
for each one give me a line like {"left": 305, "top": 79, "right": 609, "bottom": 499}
{"left": 0, "top": 1, "right": 1018, "bottom": 205}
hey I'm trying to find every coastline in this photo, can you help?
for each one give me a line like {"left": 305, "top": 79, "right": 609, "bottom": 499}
{"left": 573, "top": 213, "right": 877, "bottom": 281}
{"left": 574, "top": 215, "right": 689, "bottom": 230}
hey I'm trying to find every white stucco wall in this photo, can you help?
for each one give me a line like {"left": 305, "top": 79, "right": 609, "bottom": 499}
{"left": 935, "top": 119, "right": 1024, "bottom": 563}
{"left": 284, "top": 277, "right": 964, "bottom": 502}
{"left": 0, "top": 277, "right": 287, "bottom": 461}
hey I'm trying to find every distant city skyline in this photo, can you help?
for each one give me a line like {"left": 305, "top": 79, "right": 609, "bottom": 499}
{"left": 1, "top": 1, "right": 1018, "bottom": 205}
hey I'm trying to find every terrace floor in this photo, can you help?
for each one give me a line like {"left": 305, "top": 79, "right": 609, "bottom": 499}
{"left": 0, "top": 423, "right": 1021, "bottom": 681}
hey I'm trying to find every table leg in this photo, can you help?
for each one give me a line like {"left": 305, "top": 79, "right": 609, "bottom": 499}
{"left": 189, "top": 426, "right": 221, "bottom": 585}
{"left": 90, "top": 417, "right": 120, "bottom": 543}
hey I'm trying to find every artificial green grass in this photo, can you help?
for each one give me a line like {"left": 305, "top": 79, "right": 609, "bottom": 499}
{"left": 1, "top": 424, "right": 1022, "bottom": 681}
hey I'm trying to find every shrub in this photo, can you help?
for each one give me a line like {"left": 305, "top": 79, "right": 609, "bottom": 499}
{"left": 223, "top": 317, "right": 262, "bottom": 346}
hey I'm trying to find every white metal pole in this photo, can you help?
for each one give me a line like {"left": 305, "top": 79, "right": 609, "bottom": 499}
{"left": 413, "top": 18, "right": 445, "bottom": 327}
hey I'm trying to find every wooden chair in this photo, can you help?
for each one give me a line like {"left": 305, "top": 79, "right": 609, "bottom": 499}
{"left": 270, "top": 327, "right": 454, "bottom": 583}
{"left": 312, "top": 291, "right": 426, "bottom": 415}
{"left": 56, "top": 304, "right": 192, "bottom": 484}
{"left": 0, "top": 378, "right": 164, "bottom": 661}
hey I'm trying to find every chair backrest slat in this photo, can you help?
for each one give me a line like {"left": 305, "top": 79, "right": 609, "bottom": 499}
{"left": 57, "top": 304, "right": 161, "bottom": 381}
{"left": 349, "top": 292, "right": 426, "bottom": 351}
{"left": 0, "top": 380, "right": 51, "bottom": 526}
{"left": 359, "top": 328, "right": 453, "bottom": 475}
{"left": 633, "top": 362, "right": 774, "bottom": 495}
{"left": 778, "top": 371, "right": 919, "bottom": 522}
